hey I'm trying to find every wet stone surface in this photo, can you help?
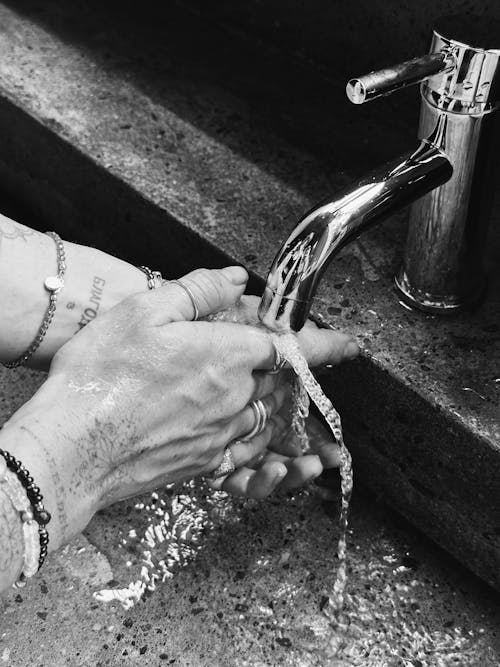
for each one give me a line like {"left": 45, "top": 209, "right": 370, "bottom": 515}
{"left": 1, "top": 366, "right": 499, "bottom": 666}
{"left": 0, "top": 0, "right": 498, "bottom": 641}
{"left": 1, "top": 475, "right": 500, "bottom": 666}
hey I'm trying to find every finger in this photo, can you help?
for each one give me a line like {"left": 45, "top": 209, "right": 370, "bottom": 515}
{"left": 228, "top": 385, "right": 290, "bottom": 442}
{"left": 228, "top": 419, "right": 277, "bottom": 468}
{"left": 264, "top": 396, "right": 302, "bottom": 457}
{"left": 206, "top": 412, "right": 286, "bottom": 489}
{"left": 147, "top": 266, "right": 248, "bottom": 323}
{"left": 246, "top": 323, "right": 358, "bottom": 374}
{"left": 216, "top": 323, "right": 292, "bottom": 374}
{"left": 250, "top": 370, "right": 286, "bottom": 401}
{"left": 309, "top": 439, "right": 342, "bottom": 468}
{"left": 295, "top": 322, "right": 359, "bottom": 367}
{"left": 229, "top": 325, "right": 283, "bottom": 372}
{"left": 207, "top": 417, "right": 276, "bottom": 488}
{"left": 221, "top": 461, "right": 288, "bottom": 499}
{"left": 303, "top": 414, "right": 342, "bottom": 468}
{"left": 263, "top": 410, "right": 301, "bottom": 458}
{"left": 264, "top": 452, "right": 323, "bottom": 490}
{"left": 268, "top": 426, "right": 303, "bottom": 457}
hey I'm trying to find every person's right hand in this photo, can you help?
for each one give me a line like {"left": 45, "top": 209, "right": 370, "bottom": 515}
{"left": 5, "top": 266, "right": 294, "bottom": 547}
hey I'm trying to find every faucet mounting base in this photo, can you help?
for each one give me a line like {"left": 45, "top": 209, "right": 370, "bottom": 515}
{"left": 394, "top": 269, "right": 486, "bottom": 315}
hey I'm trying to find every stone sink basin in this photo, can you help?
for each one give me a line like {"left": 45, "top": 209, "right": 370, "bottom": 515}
{"left": 1, "top": 366, "right": 500, "bottom": 665}
{"left": 0, "top": 2, "right": 499, "bottom": 664}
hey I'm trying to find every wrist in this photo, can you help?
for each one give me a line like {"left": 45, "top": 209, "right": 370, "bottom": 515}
{"left": 20, "top": 243, "right": 149, "bottom": 369}
{"left": 2, "top": 376, "right": 100, "bottom": 550}
{"left": 0, "top": 220, "right": 153, "bottom": 368}
{"left": 55, "top": 243, "right": 148, "bottom": 338}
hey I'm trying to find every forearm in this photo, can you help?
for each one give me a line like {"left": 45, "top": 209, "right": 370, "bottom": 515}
{"left": 0, "top": 412, "right": 63, "bottom": 594}
{"left": 0, "top": 213, "right": 148, "bottom": 368}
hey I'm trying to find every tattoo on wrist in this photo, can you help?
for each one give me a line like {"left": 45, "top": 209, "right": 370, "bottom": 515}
{"left": 39, "top": 447, "right": 69, "bottom": 539}
{"left": 77, "top": 276, "right": 106, "bottom": 330}
{"left": 0, "top": 220, "right": 34, "bottom": 252}
{"left": 19, "top": 426, "right": 69, "bottom": 540}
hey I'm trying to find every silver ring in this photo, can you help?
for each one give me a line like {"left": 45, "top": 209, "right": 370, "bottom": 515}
{"left": 210, "top": 446, "right": 236, "bottom": 479}
{"left": 241, "top": 399, "right": 268, "bottom": 441}
{"left": 170, "top": 280, "right": 199, "bottom": 321}
{"left": 268, "top": 347, "right": 286, "bottom": 374}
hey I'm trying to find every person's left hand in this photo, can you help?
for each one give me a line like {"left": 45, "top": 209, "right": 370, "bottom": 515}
{"left": 207, "top": 295, "right": 357, "bottom": 498}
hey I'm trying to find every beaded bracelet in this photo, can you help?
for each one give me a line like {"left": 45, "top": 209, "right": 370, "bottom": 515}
{"left": 3, "top": 231, "right": 66, "bottom": 368}
{"left": 0, "top": 457, "right": 41, "bottom": 587}
{"left": 0, "top": 449, "right": 51, "bottom": 573}
{"left": 138, "top": 265, "right": 163, "bottom": 290}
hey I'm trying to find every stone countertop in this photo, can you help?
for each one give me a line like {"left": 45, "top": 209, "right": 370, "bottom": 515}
{"left": 0, "top": 0, "right": 497, "bottom": 446}
{"left": 1, "top": 366, "right": 500, "bottom": 666}
{"left": 0, "top": 1, "right": 498, "bottom": 586}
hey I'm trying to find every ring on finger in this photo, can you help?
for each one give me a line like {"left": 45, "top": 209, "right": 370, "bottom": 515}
{"left": 209, "top": 446, "right": 236, "bottom": 480}
{"left": 268, "top": 346, "right": 287, "bottom": 374}
{"left": 242, "top": 399, "right": 268, "bottom": 441}
{"left": 169, "top": 280, "right": 200, "bottom": 321}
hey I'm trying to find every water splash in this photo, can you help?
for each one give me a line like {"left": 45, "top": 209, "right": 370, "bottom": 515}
{"left": 94, "top": 483, "right": 208, "bottom": 608}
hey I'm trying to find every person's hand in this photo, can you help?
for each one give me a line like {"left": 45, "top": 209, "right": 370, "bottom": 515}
{"left": 4, "top": 267, "right": 292, "bottom": 548}
{"left": 207, "top": 295, "right": 359, "bottom": 498}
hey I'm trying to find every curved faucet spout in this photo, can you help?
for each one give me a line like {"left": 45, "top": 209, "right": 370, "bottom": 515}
{"left": 258, "top": 137, "right": 452, "bottom": 332}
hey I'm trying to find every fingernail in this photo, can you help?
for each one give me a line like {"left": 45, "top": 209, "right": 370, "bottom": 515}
{"left": 249, "top": 452, "right": 266, "bottom": 467}
{"left": 343, "top": 340, "right": 359, "bottom": 360}
{"left": 272, "top": 470, "right": 286, "bottom": 490}
{"left": 220, "top": 266, "right": 248, "bottom": 285}
{"left": 274, "top": 465, "right": 287, "bottom": 481}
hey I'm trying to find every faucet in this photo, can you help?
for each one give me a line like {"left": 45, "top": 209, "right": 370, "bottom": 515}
{"left": 258, "top": 16, "right": 500, "bottom": 332}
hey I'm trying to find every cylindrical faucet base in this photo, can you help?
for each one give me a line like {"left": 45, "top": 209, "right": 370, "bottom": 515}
{"left": 396, "top": 105, "right": 499, "bottom": 313}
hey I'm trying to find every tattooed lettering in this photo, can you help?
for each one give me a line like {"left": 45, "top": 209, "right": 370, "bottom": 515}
{"left": 77, "top": 276, "right": 106, "bottom": 330}
{"left": 40, "top": 448, "right": 69, "bottom": 538}
{"left": 0, "top": 485, "right": 23, "bottom": 577}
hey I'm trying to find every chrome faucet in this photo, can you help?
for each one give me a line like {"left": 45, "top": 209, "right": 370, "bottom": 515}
{"left": 258, "top": 16, "right": 500, "bottom": 332}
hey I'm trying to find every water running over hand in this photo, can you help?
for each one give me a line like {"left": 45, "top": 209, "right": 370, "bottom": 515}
{"left": 95, "top": 304, "right": 353, "bottom": 651}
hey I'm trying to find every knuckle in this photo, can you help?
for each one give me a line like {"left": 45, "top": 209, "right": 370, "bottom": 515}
{"left": 188, "top": 269, "right": 226, "bottom": 309}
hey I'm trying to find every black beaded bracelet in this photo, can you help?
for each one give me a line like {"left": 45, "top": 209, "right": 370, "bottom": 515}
{"left": 0, "top": 449, "right": 51, "bottom": 570}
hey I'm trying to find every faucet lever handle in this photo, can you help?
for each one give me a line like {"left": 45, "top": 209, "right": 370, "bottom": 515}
{"left": 346, "top": 52, "right": 455, "bottom": 104}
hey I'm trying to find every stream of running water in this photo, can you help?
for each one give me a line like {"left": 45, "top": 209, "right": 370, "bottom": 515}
{"left": 271, "top": 332, "right": 353, "bottom": 627}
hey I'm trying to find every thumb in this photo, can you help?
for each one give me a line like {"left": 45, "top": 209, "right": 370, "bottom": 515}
{"left": 296, "top": 320, "right": 359, "bottom": 366}
{"left": 149, "top": 266, "right": 248, "bottom": 323}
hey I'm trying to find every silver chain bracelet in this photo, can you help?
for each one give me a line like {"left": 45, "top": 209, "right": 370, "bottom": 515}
{"left": 3, "top": 231, "right": 66, "bottom": 368}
